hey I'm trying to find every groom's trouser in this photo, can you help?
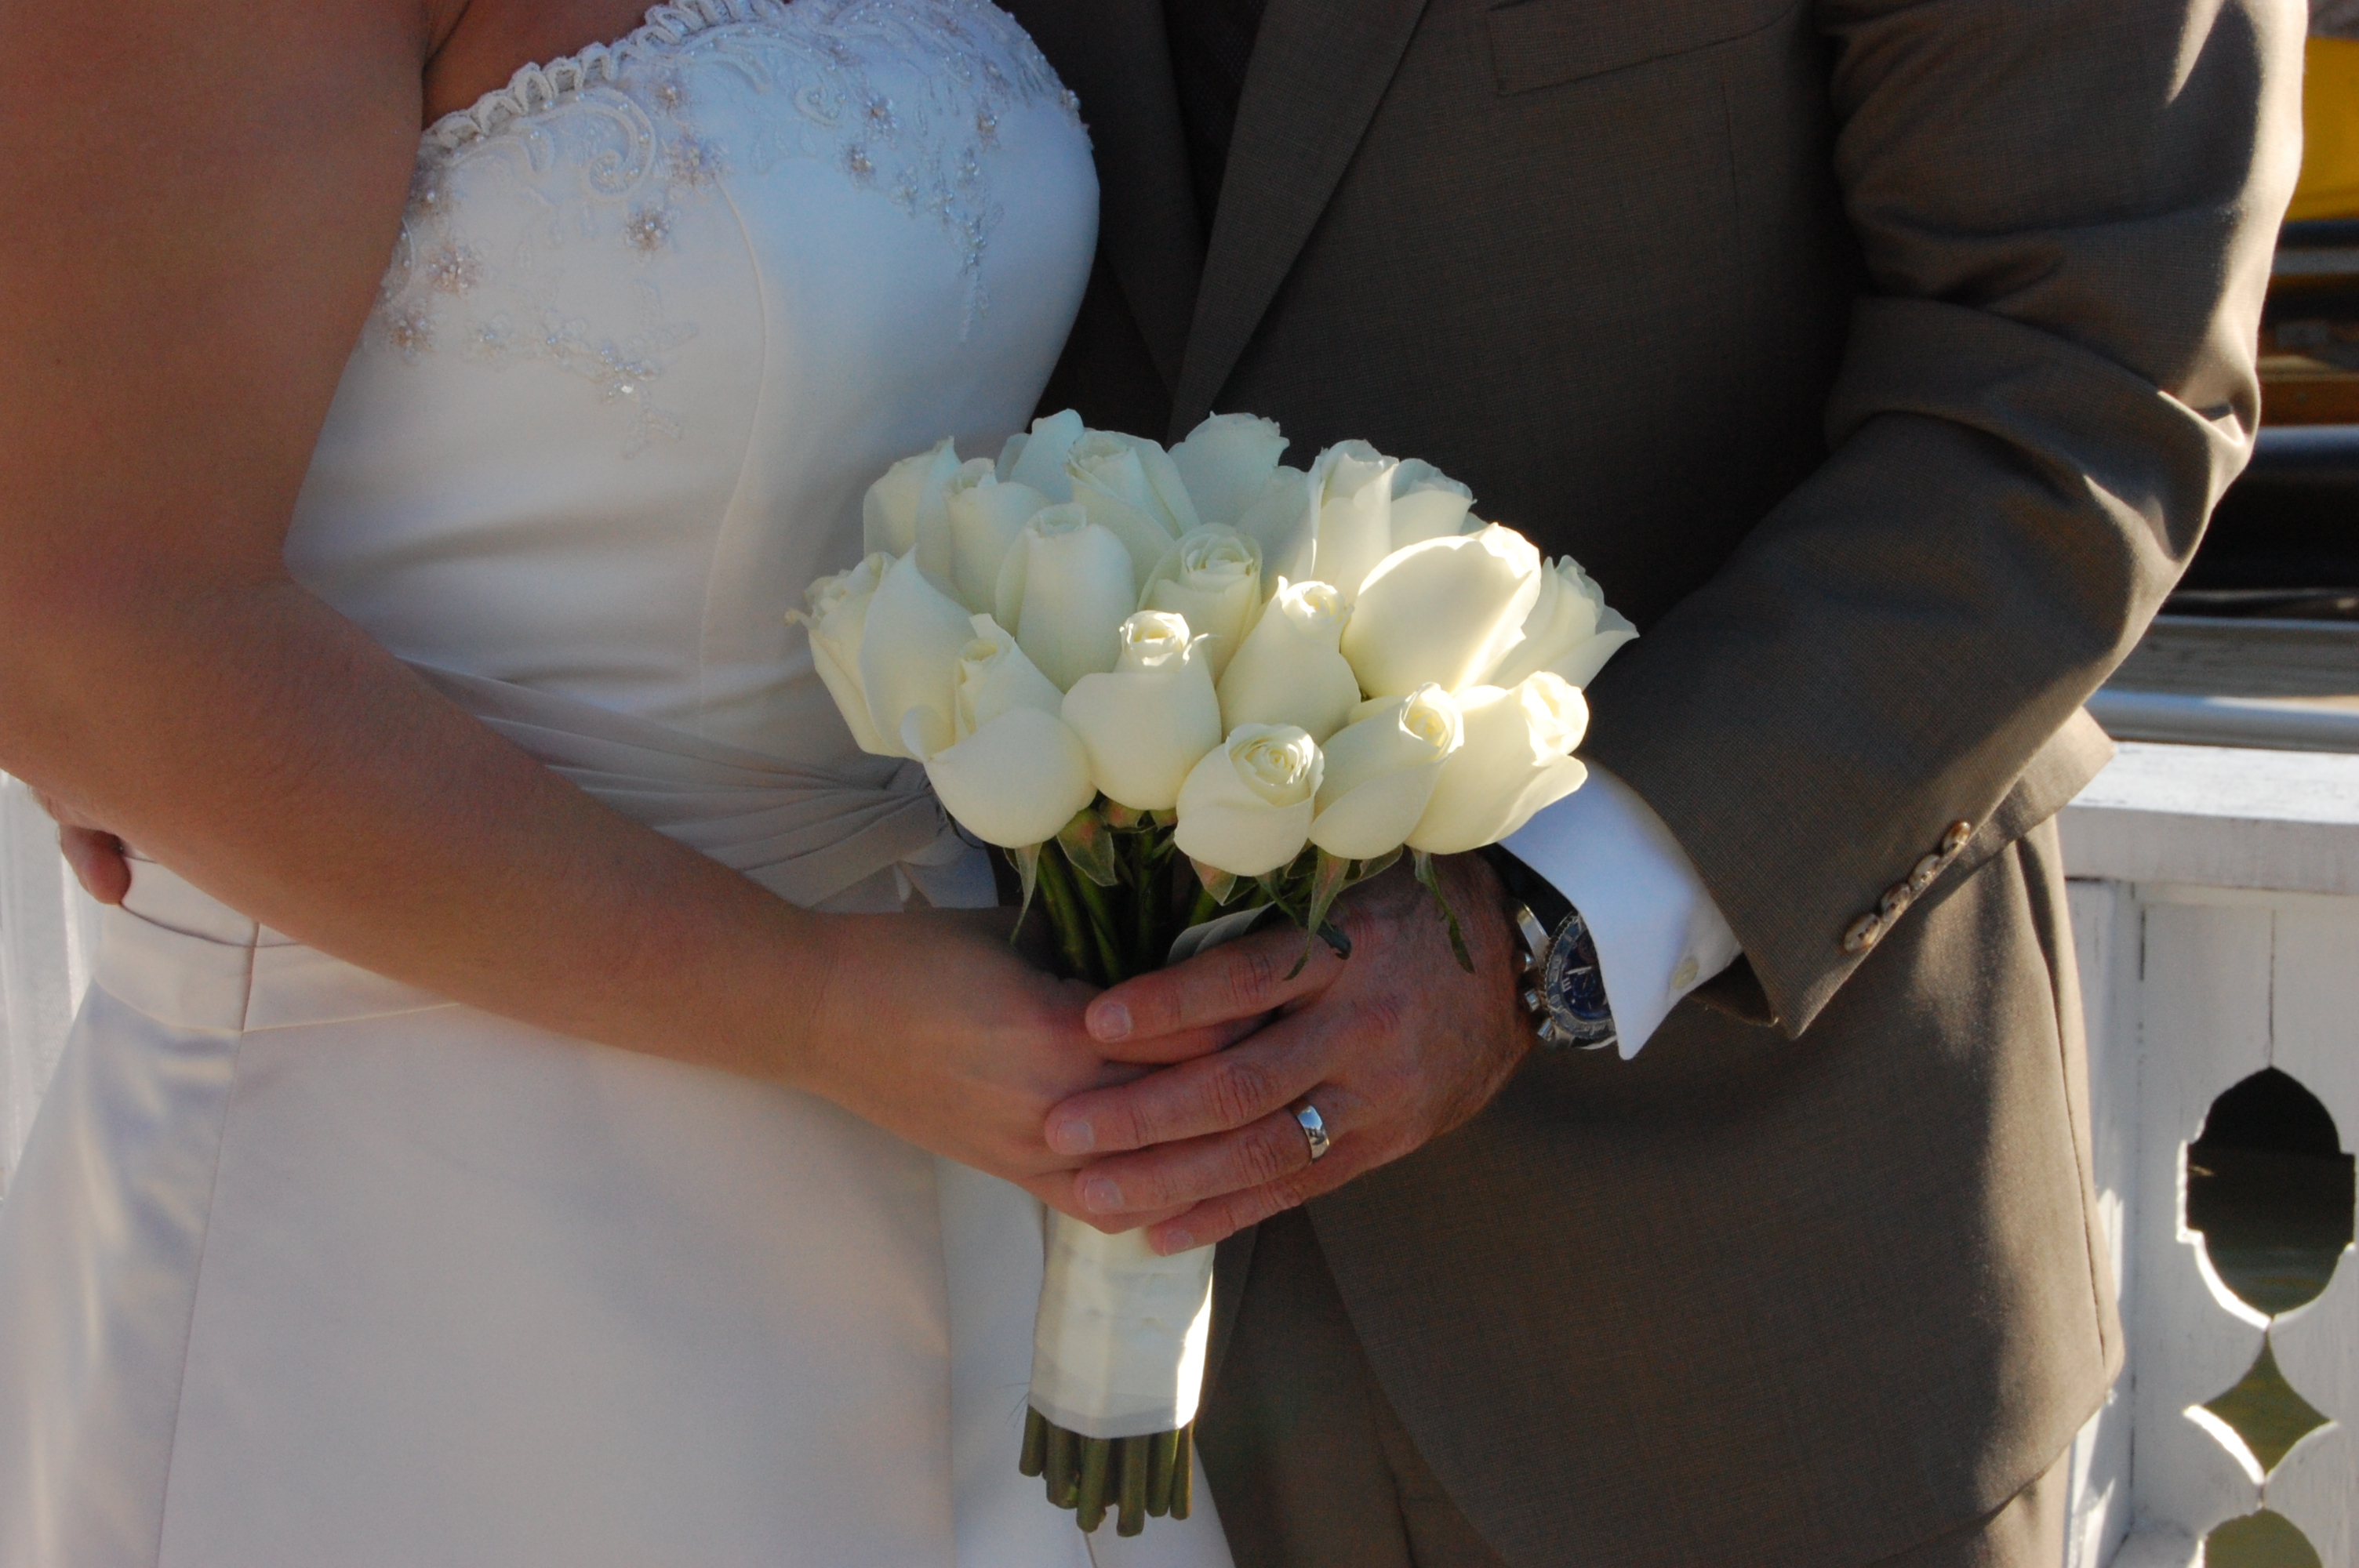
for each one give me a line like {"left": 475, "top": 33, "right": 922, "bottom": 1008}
{"left": 1203, "top": 1214, "right": 2072, "bottom": 1568}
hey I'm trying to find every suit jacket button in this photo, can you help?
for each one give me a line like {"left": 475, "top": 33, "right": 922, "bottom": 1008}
{"left": 1842, "top": 913, "right": 1882, "bottom": 954}
{"left": 1942, "top": 820, "right": 1973, "bottom": 855}
{"left": 1878, "top": 884, "right": 1911, "bottom": 921}
{"left": 1909, "top": 853, "right": 1943, "bottom": 894}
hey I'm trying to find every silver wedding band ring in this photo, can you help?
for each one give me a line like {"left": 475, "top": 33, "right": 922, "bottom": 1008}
{"left": 1293, "top": 1102, "right": 1332, "bottom": 1163}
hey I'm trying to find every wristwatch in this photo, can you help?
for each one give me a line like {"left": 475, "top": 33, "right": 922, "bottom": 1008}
{"left": 1478, "top": 846, "right": 1619, "bottom": 1051}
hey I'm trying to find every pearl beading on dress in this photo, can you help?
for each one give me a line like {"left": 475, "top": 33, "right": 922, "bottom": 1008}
{"left": 373, "top": 0, "right": 1082, "bottom": 452}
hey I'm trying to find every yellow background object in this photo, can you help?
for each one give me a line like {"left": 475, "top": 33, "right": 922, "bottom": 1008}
{"left": 2292, "top": 36, "right": 2359, "bottom": 221}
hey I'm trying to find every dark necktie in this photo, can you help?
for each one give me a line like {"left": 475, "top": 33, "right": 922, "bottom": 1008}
{"left": 1163, "top": 0, "right": 1267, "bottom": 223}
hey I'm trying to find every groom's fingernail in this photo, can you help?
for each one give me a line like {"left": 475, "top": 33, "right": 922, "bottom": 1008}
{"left": 1083, "top": 1177, "right": 1121, "bottom": 1212}
{"left": 1088, "top": 1000, "right": 1132, "bottom": 1041}
{"left": 1049, "top": 1118, "right": 1094, "bottom": 1155}
{"left": 1158, "top": 1229, "right": 1194, "bottom": 1255}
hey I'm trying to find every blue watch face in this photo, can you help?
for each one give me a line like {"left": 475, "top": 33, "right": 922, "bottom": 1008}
{"left": 1541, "top": 909, "right": 1619, "bottom": 1049}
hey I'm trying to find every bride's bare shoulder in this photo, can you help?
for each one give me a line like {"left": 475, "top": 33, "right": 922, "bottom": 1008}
{"left": 0, "top": 0, "right": 442, "bottom": 584}
{"left": 422, "top": 0, "right": 660, "bottom": 123}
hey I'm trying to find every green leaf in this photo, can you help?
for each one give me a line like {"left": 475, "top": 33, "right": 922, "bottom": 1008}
{"left": 1349, "top": 846, "right": 1403, "bottom": 888}
{"left": 1288, "top": 848, "right": 1357, "bottom": 978}
{"left": 1102, "top": 802, "right": 1146, "bottom": 830}
{"left": 1187, "top": 857, "right": 1241, "bottom": 907}
{"left": 1414, "top": 850, "right": 1476, "bottom": 974}
{"left": 1057, "top": 806, "right": 1121, "bottom": 887}
{"left": 1007, "top": 844, "right": 1042, "bottom": 945}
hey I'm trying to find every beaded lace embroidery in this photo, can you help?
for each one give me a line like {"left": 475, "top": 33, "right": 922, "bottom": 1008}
{"left": 374, "top": 0, "right": 1081, "bottom": 453}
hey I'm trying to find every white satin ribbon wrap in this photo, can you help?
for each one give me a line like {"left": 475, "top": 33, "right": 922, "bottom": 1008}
{"left": 1030, "top": 1214, "right": 1216, "bottom": 1439}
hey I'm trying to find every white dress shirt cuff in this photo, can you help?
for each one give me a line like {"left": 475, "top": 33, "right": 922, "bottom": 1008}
{"left": 1501, "top": 764, "right": 1741, "bottom": 1059}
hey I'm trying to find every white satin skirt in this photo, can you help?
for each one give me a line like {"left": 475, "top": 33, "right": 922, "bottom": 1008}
{"left": 0, "top": 859, "right": 1229, "bottom": 1568}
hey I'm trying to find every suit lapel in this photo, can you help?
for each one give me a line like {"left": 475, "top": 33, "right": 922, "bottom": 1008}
{"left": 1004, "top": 0, "right": 1205, "bottom": 395}
{"left": 1171, "top": 0, "right": 1433, "bottom": 433}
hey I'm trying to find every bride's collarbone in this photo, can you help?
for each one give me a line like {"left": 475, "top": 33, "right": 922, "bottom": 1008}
{"left": 420, "top": 0, "right": 660, "bottom": 126}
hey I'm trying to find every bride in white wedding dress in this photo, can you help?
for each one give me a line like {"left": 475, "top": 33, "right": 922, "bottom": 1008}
{"left": 0, "top": 2, "right": 1230, "bottom": 1564}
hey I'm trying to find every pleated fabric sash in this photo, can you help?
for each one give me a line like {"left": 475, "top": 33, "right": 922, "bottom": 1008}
{"left": 408, "top": 663, "right": 965, "bottom": 910}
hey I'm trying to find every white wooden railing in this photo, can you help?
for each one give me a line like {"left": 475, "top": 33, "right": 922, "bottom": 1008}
{"left": 2062, "top": 742, "right": 2359, "bottom": 1568}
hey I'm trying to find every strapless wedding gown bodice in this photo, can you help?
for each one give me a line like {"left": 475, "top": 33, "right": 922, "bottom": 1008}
{"left": 0, "top": 6, "right": 1228, "bottom": 1566}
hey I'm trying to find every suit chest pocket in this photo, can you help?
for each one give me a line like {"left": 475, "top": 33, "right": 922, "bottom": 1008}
{"left": 1485, "top": 0, "right": 1800, "bottom": 95}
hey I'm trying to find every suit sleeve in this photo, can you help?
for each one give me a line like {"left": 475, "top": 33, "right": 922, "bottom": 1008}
{"left": 1575, "top": 0, "right": 2306, "bottom": 1035}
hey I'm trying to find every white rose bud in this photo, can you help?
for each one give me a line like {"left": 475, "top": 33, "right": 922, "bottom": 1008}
{"left": 1215, "top": 578, "right": 1362, "bottom": 743}
{"left": 1169, "top": 413, "right": 1289, "bottom": 528}
{"left": 1408, "top": 673, "right": 1590, "bottom": 854}
{"left": 1307, "top": 441, "right": 1398, "bottom": 603}
{"left": 790, "top": 552, "right": 894, "bottom": 755}
{"left": 1141, "top": 526, "right": 1262, "bottom": 680}
{"left": 1067, "top": 431, "right": 1201, "bottom": 590}
{"left": 954, "top": 615, "right": 1066, "bottom": 739}
{"left": 1481, "top": 554, "right": 1639, "bottom": 690}
{"left": 993, "top": 504, "right": 1138, "bottom": 692}
{"left": 1173, "top": 724, "right": 1324, "bottom": 878}
{"left": 1060, "top": 612, "right": 1224, "bottom": 812}
{"left": 1233, "top": 465, "right": 1316, "bottom": 589}
{"left": 1004, "top": 408, "right": 1085, "bottom": 502}
{"left": 859, "top": 551, "right": 977, "bottom": 760}
{"left": 862, "top": 438, "right": 962, "bottom": 575}
{"left": 1308, "top": 684, "right": 1463, "bottom": 860}
{"left": 925, "top": 706, "right": 1099, "bottom": 849}
{"left": 1341, "top": 524, "right": 1543, "bottom": 698}
{"left": 944, "top": 465, "right": 1052, "bottom": 613}
{"left": 1387, "top": 459, "right": 1475, "bottom": 549}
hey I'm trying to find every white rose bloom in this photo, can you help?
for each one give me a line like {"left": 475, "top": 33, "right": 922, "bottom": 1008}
{"left": 1387, "top": 459, "right": 1475, "bottom": 548}
{"left": 944, "top": 465, "right": 1052, "bottom": 613}
{"left": 1067, "top": 431, "right": 1201, "bottom": 590}
{"left": 1341, "top": 524, "right": 1543, "bottom": 697}
{"left": 1173, "top": 724, "right": 1324, "bottom": 878}
{"left": 1169, "top": 413, "right": 1288, "bottom": 528}
{"left": 1307, "top": 441, "right": 1398, "bottom": 603}
{"left": 1003, "top": 408, "right": 1086, "bottom": 502}
{"left": 790, "top": 552, "right": 894, "bottom": 755}
{"left": 1061, "top": 612, "right": 1224, "bottom": 811}
{"left": 1215, "top": 578, "right": 1363, "bottom": 743}
{"left": 1308, "top": 685, "right": 1463, "bottom": 860}
{"left": 993, "top": 504, "right": 1138, "bottom": 692}
{"left": 858, "top": 551, "right": 977, "bottom": 759}
{"left": 954, "top": 615, "right": 1066, "bottom": 739}
{"left": 862, "top": 437, "right": 962, "bottom": 569}
{"left": 925, "top": 706, "right": 1098, "bottom": 849}
{"left": 1141, "top": 526, "right": 1262, "bottom": 680}
{"left": 1233, "top": 465, "right": 1316, "bottom": 588}
{"left": 1408, "top": 673, "right": 1590, "bottom": 854}
{"left": 1481, "top": 554, "right": 1640, "bottom": 690}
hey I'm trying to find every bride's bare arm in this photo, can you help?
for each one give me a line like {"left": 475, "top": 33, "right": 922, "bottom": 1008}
{"left": 0, "top": 0, "right": 1183, "bottom": 1207}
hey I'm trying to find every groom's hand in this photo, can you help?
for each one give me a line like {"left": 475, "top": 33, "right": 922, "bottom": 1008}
{"left": 1045, "top": 853, "right": 1532, "bottom": 1252}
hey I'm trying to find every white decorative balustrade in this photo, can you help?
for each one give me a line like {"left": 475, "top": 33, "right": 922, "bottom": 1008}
{"left": 2063, "top": 742, "right": 2359, "bottom": 1568}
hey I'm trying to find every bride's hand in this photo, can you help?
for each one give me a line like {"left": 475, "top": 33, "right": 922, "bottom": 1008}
{"left": 31, "top": 790, "right": 131, "bottom": 906}
{"left": 795, "top": 906, "right": 1227, "bottom": 1225}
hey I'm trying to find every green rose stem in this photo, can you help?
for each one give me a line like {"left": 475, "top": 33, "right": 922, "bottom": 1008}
{"left": 1030, "top": 843, "right": 1101, "bottom": 985}
{"left": 1075, "top": 1436, "right": 1114, "bottom": 1533}
{"left": 1116, "top": 1435, "right": 1150, "bottom": 1536}
{"left": 1066, "top": 860, "right": 1129, "bottom": 983}
{"left": 1145, "top": 1427, "right": 1178, "bottom": 1516}
{"left": 1043, "top": 1421, "right": 1080, "bottom": 1508}
{"left": 1170, "top": 1425, "right": 1194, "bottom": 1519}
{"left": 1019, "top": 1406, "right": 1049, "bottom": 1478}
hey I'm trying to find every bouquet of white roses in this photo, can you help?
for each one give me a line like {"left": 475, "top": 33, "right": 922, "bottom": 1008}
{"left": 791, "top": 410, "right": 1633, "bottom": 1536}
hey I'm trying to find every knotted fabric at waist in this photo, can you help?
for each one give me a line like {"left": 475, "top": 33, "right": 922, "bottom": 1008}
{"left": 407, "top": 662, "right": 965, "bottom": 910}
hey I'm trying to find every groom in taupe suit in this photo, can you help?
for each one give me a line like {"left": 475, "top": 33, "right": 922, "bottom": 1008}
{"left": 1003, "top": 1, "right": 2303, "bottom": 1565}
